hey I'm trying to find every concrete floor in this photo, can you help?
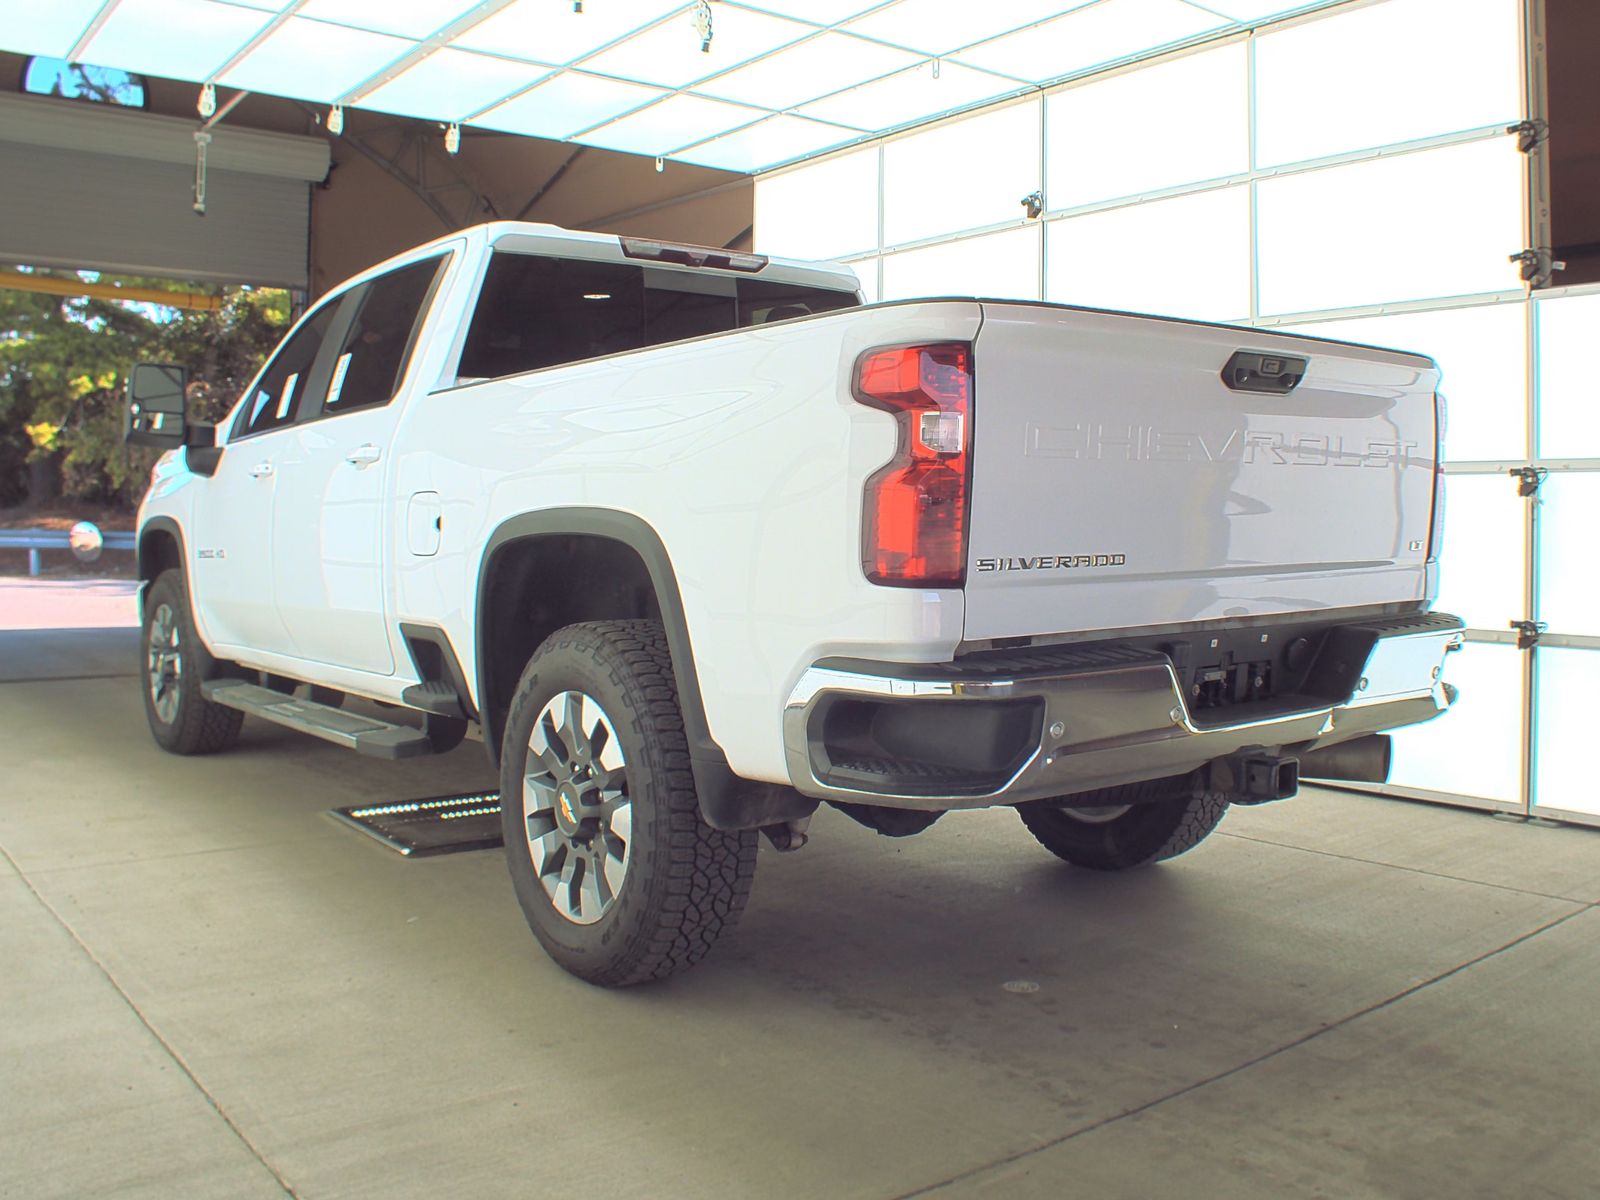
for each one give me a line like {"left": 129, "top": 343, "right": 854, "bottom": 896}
{"left": 3, "top": 582, "right": 1599, "bottom": 1199}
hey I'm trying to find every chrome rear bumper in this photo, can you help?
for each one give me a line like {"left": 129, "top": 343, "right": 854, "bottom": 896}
{"left": 782, "top": 613, "right": 1464, "bottom": 811}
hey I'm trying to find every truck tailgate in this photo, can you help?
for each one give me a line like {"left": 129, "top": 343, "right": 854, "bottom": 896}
{"left": 964, "top": 302, "right": 1441, "bottom": 642}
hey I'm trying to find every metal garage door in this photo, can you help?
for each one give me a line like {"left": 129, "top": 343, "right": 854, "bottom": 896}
{"left": 755, "top": 0, "right": 1597, "bottom": 827}
{"left": 0, "top": 92, "right": 327, "bottom": 289}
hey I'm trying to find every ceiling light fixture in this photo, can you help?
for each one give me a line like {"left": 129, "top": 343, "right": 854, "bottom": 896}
{"left": 197, "top": 82, "right": 216, "bottom": 118}
{"left": 654, "top": 156, "right": 665, "bottom": 173}
{"left": 327, "top": 104, "right": 344, "bottom": 136}
{"left": 693, "top": 0, "right": 713, "bottom": 52}
{"left": 444, "top": 123, "right": 461, "bottom": 155}
{"left": 582, "top": 293, "right": 611, "bottom": 300}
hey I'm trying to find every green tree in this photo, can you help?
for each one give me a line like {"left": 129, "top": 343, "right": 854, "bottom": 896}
{"left": 0, "top": 269, "right": 290, "bottom": 508}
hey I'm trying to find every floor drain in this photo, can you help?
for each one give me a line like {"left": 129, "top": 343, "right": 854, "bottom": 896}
{"left": 330, "top": 792, "right": 503, "bottom": 857}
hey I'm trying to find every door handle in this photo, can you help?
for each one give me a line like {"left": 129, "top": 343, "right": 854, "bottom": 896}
{"left": 249, "top": 461, "right": 274, "bottom": 479}
{"left": 345, "top": 444, "right": 382, "bottom": 467}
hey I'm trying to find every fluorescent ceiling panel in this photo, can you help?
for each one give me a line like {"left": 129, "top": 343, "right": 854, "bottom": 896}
{"left": 0, "top": 0, "right": 105, "bottom": 57}
{"left": 696, "top": 32, "right": 921, "bottom": 110}
{"left": 953, "top": 0, "right": 1226, "bottom": 83}
{"left": 1195, "top": 0, "right": 1314, "bottom": 19}
{"left": 217, "top": 0, "right": 295, "bottom": 8}
{"left": 583, "top": 6, "right": 811, "bottom": 88}
{"left": 79, "top": 0, "right": 273, "bottom": 82}
{"left": 473, "top": 70, "right": 663, "bottom": 138}
{"left": 581, "top": 92, "right": 766, "bottom": 156}
{"left": 844, "top": 0, "right": 1097, "bottom": 57}
{"left": 799, "top": 59, "right": 1021, "bottom": 131}
{"left": 219, "top": 15, "right": 411, "bottom": 101}
{"left": 731, "top": 0, "right": 888, "bottom": 24}
{"left": 675, "top": 114, "right": 860, "bottom": 172}
{"left": 297, "top": 0, "right": 478, "bottom": 40}
{"left": 454, "top": 0, "right": 688, "bottom": 66}
{"left": 362, "top": 47, "right": 551, "bottom": 121}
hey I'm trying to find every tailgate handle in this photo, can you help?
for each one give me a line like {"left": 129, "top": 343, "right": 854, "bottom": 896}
{"left": 1223, "top": 351, "right": 1307, "bottom": 395}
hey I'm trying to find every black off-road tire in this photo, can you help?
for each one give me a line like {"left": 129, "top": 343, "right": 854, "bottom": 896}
{"left": 499, "top": 620, "right": 758, "bottom": 987}
{"left": 140, "top": 569, "right": 244, "bottom": 755}
{"left": 1017, "top": 788, "right": 1229, "bottom": 871}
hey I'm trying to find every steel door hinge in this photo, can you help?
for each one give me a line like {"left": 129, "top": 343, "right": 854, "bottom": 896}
{"left": 1509, "top": 465, "right": 1548, "bottom": 496}
{"left": 1510, "top": 620, "right": 1547, "bottom": 650}
{"left": 1507, "top": 119, "right": 1548, "bottom": 153}
{"left": 1510, "top": 248, "right": 1566, "bottom": 286}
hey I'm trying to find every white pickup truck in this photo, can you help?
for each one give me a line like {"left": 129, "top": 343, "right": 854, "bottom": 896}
{"left": 126, "top": 221, "right": 1462, "bottom": 986}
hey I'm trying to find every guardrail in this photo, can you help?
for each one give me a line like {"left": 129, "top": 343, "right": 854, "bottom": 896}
{"left": 0, "top": 528, "right": 136, "bottom": 577}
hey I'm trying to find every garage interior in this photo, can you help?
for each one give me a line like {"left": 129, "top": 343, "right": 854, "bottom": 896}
{"left": 3, "top": 0, "right": 1598, "bottom": 1197}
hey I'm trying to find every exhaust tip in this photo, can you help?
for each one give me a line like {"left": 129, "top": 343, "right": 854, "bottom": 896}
{"left": 1300, "top": 734, "right": 1393, "bottom": 784}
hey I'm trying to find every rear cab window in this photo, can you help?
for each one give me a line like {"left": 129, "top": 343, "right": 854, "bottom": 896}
{"left": 457, "top": 251, "right": 859, "bottom": 383}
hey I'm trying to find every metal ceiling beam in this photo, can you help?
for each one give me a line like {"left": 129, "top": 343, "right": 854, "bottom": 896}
{"left": 514, "top": 147, "right": 587, "bottom": 221}
{"left": 583, "top": 175, "right": 751, "bottom": 230}
{"left": 200, "top": 89, "right": 250, "bottom": 130}
{"left": 327, "top": 115, "right": 499, "bottom": 231}
{"left": 457, "top": 5, "right": 697, "bottom": 126}
{"left": 66, "top": 0, "right": 125, "bottom": 63}
{"left": 0, "top": 269, "right": 224, "bottom": 312}
{"left": 206, "top": 0, "right": 313, "bottom": 84}
{"left": 336, "top": 0, "right": 528, "bottom": 107}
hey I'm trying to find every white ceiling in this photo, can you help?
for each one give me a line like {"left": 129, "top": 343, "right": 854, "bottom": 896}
{"left": 0, "top": 0, "right": 1338, "bottom": 173}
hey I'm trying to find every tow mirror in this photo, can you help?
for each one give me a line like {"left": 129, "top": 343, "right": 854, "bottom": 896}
{"left": 125, "top": 363, "right": 189, "bottom": 448}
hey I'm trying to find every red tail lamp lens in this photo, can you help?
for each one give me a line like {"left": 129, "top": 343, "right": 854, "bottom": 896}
{"left": 855, "top": 342, "right": 972, "bottom": 586}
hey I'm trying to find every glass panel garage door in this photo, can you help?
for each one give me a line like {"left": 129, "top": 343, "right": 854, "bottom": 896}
{"left": 755, "top": 0, "right": 1596, "bottom": 826}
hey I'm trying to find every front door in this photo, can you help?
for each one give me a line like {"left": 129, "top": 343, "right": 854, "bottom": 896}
{"left": 270, "top": 254, "right": 448, "bottom": 677}
{"left": 191, "top": 302, "right": 341, "bottom": 658}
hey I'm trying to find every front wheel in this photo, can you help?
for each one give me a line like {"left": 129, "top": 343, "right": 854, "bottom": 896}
{"left": 140, "top": 570, "right": 243, "bottom": 755}
{"left": 1017, "top": 788, "right": 1228, "bottom": 871}
{"left": 499, "top": 620, "right": 758, "bottom": 987}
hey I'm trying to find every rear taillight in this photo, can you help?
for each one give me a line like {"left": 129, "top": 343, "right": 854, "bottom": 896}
{"left": 855, "top": 342, "right": 972, "bottom": 587}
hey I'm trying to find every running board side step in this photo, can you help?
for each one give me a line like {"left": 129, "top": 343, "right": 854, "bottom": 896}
{"left": 400, "top": 678, "right": 467, "bottom": 719}
{"left": 201, "top": 680, "right": 436, "bottom": 759}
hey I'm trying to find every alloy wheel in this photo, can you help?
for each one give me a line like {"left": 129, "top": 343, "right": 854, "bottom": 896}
{"left": 146, "top": 602, "right": 183, "bottom": 725}
{"left": 522, "top": 690, "right": 632, "bottom": 925}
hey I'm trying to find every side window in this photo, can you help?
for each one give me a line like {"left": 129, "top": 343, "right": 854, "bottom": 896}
{"left": 322, "top": 256, "right": 445, "bottom": 416}
{"left": 232, "top": 303, "right": 337, "bottom": 439}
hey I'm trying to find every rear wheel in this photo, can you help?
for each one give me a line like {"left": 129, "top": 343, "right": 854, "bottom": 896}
{"left": 499, "top": 620, "right": 758, "bottom": 986}
{"left": 140, "top": 570, "right": 243, "bottom": 755}
{"left": 1017, "top": 787, "right": 1228, "bottom": 871}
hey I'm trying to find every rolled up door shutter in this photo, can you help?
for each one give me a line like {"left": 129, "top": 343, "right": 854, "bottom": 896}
{"left": 0, "top": 93, "right": 329, "bottom": 288}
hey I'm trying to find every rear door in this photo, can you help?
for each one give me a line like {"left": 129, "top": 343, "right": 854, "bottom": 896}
{"left": 964, "top": 302, "right": 1441, "bottom": 641}
{"left": 270, "top": 253, "right": 449, "bottom": 676}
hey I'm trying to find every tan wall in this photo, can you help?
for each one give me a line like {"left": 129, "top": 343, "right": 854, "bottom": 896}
{"left": 4, "top": 52, "right": 754, "bottom": 295}
{"left": 1547, "top": 0, "right": 1600, "bottom": 287}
